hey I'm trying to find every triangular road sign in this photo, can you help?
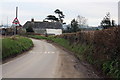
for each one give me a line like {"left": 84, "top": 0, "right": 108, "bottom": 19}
{"left": 12, "top": 17, "right": 20, "bottom": 24}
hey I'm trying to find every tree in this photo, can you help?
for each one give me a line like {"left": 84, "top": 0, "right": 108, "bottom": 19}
{"left": 65, "top": 24, "right": 72, "bottom": 33}
{"left": 26, "top": 25, "right": 34, "bottom": 32}
{"left": 54, "top": 9, "right": 65, "bottom": 23}
{"left": 112, "top": 20, "right": 115, "bottom": 27}
{"left": 45, "top": 15, "right": 59, "bottom": 22}
{"left": 100, "top": 12, "right": 112, "bottom": 29}
{"left": 71, "top": 19, "right": 79, "bottom": 32}
{"left": 76, "top": 15, "right": 88, "bottom": 28}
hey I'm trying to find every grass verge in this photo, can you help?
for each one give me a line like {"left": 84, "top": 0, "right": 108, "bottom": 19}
{"left": 1, "top": 36, "right": 33, "bottom": 60}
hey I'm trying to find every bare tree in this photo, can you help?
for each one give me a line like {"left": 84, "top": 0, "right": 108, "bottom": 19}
{"left": 76, "top": 15, "right": 88, "bottom": 28}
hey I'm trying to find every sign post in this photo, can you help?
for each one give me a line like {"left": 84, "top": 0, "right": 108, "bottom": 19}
{"left": 12, "top": 7, "right": 20, "bottom": 35}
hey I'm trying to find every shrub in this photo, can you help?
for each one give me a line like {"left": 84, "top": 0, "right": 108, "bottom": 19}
{"left": 26, "top": 26, "right": 34, "bottom": 32}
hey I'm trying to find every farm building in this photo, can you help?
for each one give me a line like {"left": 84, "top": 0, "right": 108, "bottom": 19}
{"left": 23, "top": 19, "right": 63, "bottom": 35}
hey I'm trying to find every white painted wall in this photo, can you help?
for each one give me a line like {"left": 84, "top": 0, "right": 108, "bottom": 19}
{"left": 46, "top": 29, "right": 62, "bottom": 35}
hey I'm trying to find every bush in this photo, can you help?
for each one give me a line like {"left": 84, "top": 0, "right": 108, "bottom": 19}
{"left": 26, "top": 26, "right": 34, "bottom": 32}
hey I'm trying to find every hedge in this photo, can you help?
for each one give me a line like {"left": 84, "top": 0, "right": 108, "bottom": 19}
{"left": 57, "top": 27, "right": 120, "bottom": 78}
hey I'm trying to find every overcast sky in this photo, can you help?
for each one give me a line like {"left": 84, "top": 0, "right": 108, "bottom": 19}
{"left": 0, "top": 0, "right": 119, "bottom": 26}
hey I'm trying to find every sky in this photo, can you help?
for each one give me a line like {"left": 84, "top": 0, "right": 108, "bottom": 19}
{"left": 0, "top": 0, "right": 119, "bottom": 26}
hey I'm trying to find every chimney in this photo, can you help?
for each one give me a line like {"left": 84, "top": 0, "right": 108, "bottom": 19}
{"left": 31, "top": 18, "right": 34, "bottom": 22}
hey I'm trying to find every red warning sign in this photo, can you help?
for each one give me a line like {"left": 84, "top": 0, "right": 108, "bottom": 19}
{"left": 12, "top": 18, "right": 20, "bottom": 24}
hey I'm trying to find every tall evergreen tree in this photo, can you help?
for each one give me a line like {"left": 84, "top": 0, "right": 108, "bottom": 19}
{"left": 71, "top": 19, "right": 79, "bottom": 32}
{"left": 100, "top": 12, "right": 112, "bottom": 29}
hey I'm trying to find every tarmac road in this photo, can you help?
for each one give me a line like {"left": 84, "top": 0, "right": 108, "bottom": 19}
{"left": 2, "top": 38, "right": 98, "bottom": 78}
{"left": 3, "top": 39, "right": 60, "bottom": 78}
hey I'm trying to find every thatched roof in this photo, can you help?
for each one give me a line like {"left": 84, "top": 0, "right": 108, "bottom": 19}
{"left": 23, "top": 21, "right": 63, "bottom": 29}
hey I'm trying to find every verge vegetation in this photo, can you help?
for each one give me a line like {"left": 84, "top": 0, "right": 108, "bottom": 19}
{"left": 28, "top": 27, "right": 120, "bottom": 78}
{"left": 2, "top": 36, "right": 33, "bottom": 60}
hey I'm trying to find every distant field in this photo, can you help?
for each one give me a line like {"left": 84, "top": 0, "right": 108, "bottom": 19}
{"left": 1, "top": 36, "right": 33, "bottom": 60}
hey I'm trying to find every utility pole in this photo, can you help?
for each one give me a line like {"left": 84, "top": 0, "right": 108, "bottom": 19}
{"left": 118, "top": 1, "right": 120, "bottom": 25}
{"left": 7, "top": 16, "right": 8, "bottom": 28}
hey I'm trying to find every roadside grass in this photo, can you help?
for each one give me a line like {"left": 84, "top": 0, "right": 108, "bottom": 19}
{"left": 28, "top": 35, "right": 48, "bottom": 40}
{"left": 1, "top": 36, "right": 33, "bottom": 59}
